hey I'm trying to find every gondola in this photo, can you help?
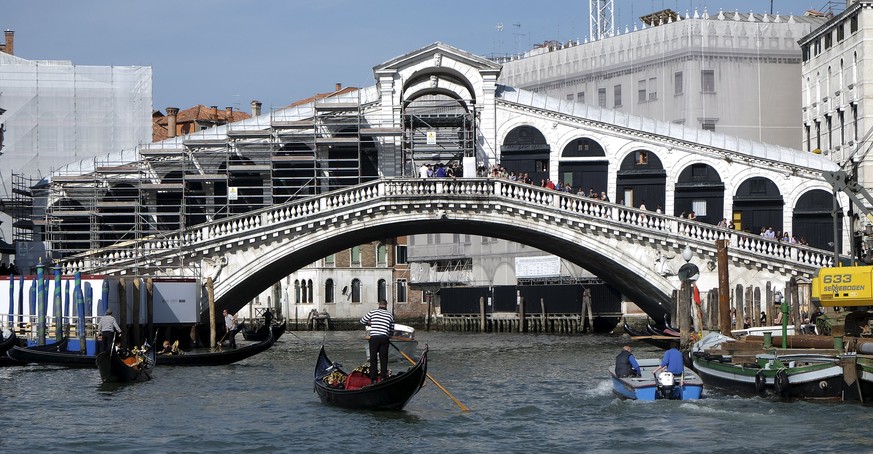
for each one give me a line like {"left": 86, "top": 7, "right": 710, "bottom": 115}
{"left": 96, "top": 344, "right": 155, "bottom": 383}
{"left": 6, "top": 341, "right": 97, "bottom": 367}
{"left": 0, "top": 331, "right": 18, "bottom": 357}
{"left": 313, "top": 345, "right": 428, "bottom": 411}
{"left": 623, "top": 320, "right": 673, "bottom": 350}
{"left": 646, "top": 323, "right": 680, "bottom": 339}
{"left": 241, "top": 322, "right": 285, "bottom": 342}
{"left": 27, "top": 337, "right": 70, "bottom": 352}
{"left": 156, "top": 330, "right": 275, "bottom": 366}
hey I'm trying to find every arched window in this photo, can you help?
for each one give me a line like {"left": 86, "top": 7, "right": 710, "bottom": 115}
{"left": 301, "top": 280, "right": 307, "bottom": 305}
{"left": 351, "top": 279, "right": 361, "bottom": 303}
{"left": 396, "top": 279, "right": 407, "bottom": 303}
{"left": 377, "top": 243, "right": 387, "bottom": 266}
{"left": 308, "top": 279, "right": 314, "bottom": 303}
{"left": 378, "top": 279, "right": 387, "bottom": 302}
{"left": 351, "top": 246, "right": 362, "bottom": 266}
{"left": 294, "top": 279, "right": 301, "bottom": 304}
{"left": 325, "top": 279, "right": 334, "bottom": 303}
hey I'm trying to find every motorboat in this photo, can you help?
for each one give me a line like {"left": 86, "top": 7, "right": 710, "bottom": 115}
{"left": 609, "top": 358, "right": 703, "bottom": 400}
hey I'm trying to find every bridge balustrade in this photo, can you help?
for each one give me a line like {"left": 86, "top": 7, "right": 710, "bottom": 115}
{"left": 60, "top": 178, "right": 836, "bottom": 275}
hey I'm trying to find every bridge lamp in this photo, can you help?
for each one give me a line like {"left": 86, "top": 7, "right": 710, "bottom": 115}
{"left": 681, "top": 245, "right": 693, "bottom": 263}
{"left": 678, "top": 246, "right": 699, "bottom": 283}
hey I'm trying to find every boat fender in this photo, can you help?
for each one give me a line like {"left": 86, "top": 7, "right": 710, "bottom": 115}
{"left": 754, "top": 370, "right": 767, "bottom": 393}
{"left": 774, "top": 369, "right": 790, "bottom": 395}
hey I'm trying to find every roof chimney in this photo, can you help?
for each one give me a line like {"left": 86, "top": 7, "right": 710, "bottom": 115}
{"left": 225, "top": 106, "right": 233, "bottom": 120}
{"left": 335, "top": 83, "right": 342, "bottom": 91}
{"left": 3, "top": 30, "right": 14, "bottom": 55}
{"left": 251, "top": 100, "right": 262, "bottom": 117}
{"left": 166, "top": 107, "right": 179, "bottom": 138}
{"left": 210, "top": 106, "right": 218, "bottom": 120}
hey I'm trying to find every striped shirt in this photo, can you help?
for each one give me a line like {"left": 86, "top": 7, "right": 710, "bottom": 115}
{"left": 360, "top": 308, "right": 394, "bottom": 337}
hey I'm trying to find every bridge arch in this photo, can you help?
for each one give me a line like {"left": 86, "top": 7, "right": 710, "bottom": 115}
{"left": 673, "top": 163, "right": 725, "bottom": 225}
{"left": 616, "top": 148, "right": 666, "bottom": 210}
{"left": 216, "top": 156, "right": 265, "bottom": 218}
{"left": 792, "top": 188, "right": 843, "bottom": 249}
{"left": 499, "top": 125, "right": 551, "bottom": 184}
{"left": 732, "top": 176, "right": 783, "bottom": 235}
{"left": 557, "top": 136, "right": 609, "bottom": 196}
{"left": 48, "top": 198, "right": 90, "bottom": 255}
{"left": 99, "top": 183, "right": 144, "bottom": 246}
{"left": 210, "top": 200, "right": 678, "bottom": 319}
{"left": 401, "top": 65, "right": 478, "bottom": 105}
{"left": 156, "top": 170, "right": 208, "bottom": 231}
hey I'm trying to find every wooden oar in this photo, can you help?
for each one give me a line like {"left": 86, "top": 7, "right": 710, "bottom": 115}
{"left": 390, "top": 342, "right": 470, "bottom": 412}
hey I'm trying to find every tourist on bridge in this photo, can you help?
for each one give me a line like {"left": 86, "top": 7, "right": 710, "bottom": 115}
{"left": 97, "top": 309, "right": 122, "bottom": 353}
{"left": 615, "top": 345, "right": 641, "bottom": 377}
{"left": 360, "top": 298, "right": 395, "bottom": 383}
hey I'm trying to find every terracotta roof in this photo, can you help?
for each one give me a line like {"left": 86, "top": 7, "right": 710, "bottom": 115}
{"left": 151, "top": 105, "right": 251, "bottom": 142}
{"left": 153, "top": 105, "right": 251, "bottom": 126}
{"left": 289, "top": 86, "right": 359, "bottom": 107}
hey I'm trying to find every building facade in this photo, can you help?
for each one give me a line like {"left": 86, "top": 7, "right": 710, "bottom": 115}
{"left": 799, "top": 1, "right": 873, "bottom": 190}
{"left": 498, "top": 10, "right": 827, "bottom": 149}
{"left": 0, "top": 31, "right": 152, "bottom": 265}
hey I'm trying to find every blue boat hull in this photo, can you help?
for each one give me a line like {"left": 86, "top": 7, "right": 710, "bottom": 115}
{"left": 609, "top": 358, "right": 704, "bottom": 400}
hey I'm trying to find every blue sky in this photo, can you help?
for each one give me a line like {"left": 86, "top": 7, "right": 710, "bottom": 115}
{"left": 4, "top": 0, "right": 833, "bottom": 113}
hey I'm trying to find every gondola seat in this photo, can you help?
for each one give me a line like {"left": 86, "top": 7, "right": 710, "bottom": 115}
{"left": 345, "top": 370, "right": 372, "bottom": 390}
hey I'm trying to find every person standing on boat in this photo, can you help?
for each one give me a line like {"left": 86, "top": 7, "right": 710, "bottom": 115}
{"left": 615, "top": 345, "right": 641, "bottom": 377}
{"left": 360, "top": 298, "right": 394, "bottom": 383}
{"left": 653, "top": 343, "right": 684, "bottom": 375}
{"left": 223, "top": 309, "right": 238, "bottom": 349}
{"left": 98, "top": 309, "right": 122, "bottom": 353}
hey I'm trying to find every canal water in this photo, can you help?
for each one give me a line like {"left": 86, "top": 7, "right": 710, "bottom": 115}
{"left": 2, "top": 331, "right": 871, "bottom": 453}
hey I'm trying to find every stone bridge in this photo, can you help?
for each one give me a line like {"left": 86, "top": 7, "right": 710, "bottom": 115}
{"left": 61, "top": 178, "right": 835, "bottom": 319}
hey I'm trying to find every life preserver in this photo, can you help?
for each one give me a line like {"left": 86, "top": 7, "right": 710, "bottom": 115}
{"left": 754, "top": 370, "right": 767, "bottom": 393}
{"left": 693, "top": 284, "right": 701, "bottom": 306}
{"left": 774, "top": 369, "right": 790, "bottom": 394}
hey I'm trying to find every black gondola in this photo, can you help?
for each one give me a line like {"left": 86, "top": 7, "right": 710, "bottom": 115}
{"left": 6, "top": 341, "right": 97, "bottom": 367}
{"left": 313, "top": 345, "right": 428, "bottom": 411}
{"left": 623, "top": 320, "right": 674, "bottom": 350}
{"left": 0, "top": 331, "right": 18, "bottom": 357}
{"left": 646, "top": 322, "right": 680, "bottom": 338}
{"left": 156, "top": 330, "right": 275, "bottom": 366}
{"left": 241, "top": 322, "right": 286, "bottom": 342}
{"left": 96, "top": 344, "right": 155, "bottom": 383}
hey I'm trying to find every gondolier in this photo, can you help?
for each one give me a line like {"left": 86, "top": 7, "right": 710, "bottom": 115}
{"left": 360, "top": 299, "right": 394, "bottom": 383}
{"left": 98, "top": 309, "right": 122, "bottom": 353}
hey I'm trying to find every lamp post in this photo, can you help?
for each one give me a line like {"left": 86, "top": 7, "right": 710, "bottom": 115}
{"left": 678, "top": 245, "right": 699, "bottom": 350}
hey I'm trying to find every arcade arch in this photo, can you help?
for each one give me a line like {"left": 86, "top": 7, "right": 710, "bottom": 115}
{"left": 500, "top": 125, "right": 550, "bottom": 184}
{"left": 674, "top": 163, "right": 725, "bottom": 224}
{"left": 793, "top": 189, "right": 842, "bottom": 250}
{"left": 616, "top": 149, "right": 666, "bottom": 210}
{"left": 732, "top": 177, "right": 783, "bottom": 235}
{"left": 558, "top": 137, "right": 609, "bottom": 196}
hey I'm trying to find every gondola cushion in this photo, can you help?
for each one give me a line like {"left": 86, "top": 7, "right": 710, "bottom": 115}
{"left": 345, "top": 371, "right": 371, "bottom": 390}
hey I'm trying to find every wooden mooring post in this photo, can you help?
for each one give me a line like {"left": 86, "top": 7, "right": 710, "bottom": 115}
{"left": 479, "top": 297, "right": 486, "bottom": 333}
{"left": 518, "top": 296, "right": 526, "bottom": 333}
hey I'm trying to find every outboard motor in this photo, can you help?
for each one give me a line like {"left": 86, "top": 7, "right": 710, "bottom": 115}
{"left": 656, "top": 371, "right": 677, "bottom": 399}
